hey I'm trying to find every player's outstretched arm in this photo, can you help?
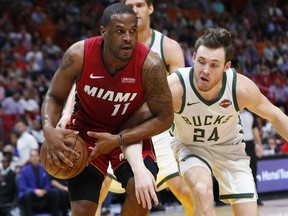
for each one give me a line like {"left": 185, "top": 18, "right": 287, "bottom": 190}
{"left": 237, "top": 73, "right": 288, "bottom": 141}
{"left": 41, "top": 41, "right": 83, "bottom": 168}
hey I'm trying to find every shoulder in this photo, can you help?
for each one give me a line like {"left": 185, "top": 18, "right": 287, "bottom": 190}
{"left": 161, "top": 34, "right": 184, "bottom": 73}
{"left": 163, "top": 35, "right": 182, "bottom": 53}
{"left": 152, "top": 29, "right": 182, "bottom": 54}
{"left": 67, "top": 40, "right": 85, "bottom": 58}
{"left": 235, "top": 72, "right": 263, "bottom": 110}
{"left": 20, "top": 164, "right": 31, "bottom": 172}
{"left": 144, "top": 49, "right": 163, "bottom": 66}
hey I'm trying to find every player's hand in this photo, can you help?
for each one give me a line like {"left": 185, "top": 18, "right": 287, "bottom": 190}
{"left": 43, "top": 127, "right": 79, "bottom": 167}
{"left": 86, "top": 131, "right": 119, "bottom": 163}
{"left": 133, "top": 166, "right": 158, "bottom": 209}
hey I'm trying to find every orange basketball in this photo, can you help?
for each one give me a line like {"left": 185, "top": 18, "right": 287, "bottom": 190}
{"left": 40, "top": 134, "right": 88, "bottom": 179}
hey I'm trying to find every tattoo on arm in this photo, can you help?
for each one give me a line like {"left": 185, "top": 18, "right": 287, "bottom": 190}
{"left": 60, "top": 49, "right": 75, "bottom": 71}
{"left": 144, "top": 55, "right": 173, "bottom": 118}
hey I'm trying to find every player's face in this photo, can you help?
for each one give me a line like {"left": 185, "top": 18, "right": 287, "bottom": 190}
{"left": 102, "top": 14, "right": 138, "bottom": 61}
{"left": 193, "top": 45, "right": 231, "bottom": 92}
{"left": 125, "top": 0, "right": 153, "bottom": 30}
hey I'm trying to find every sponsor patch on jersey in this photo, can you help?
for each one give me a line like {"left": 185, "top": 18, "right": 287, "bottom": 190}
{"left": 121, "top": 77, "right": 136, "bottom": 83}
{"left": 219, "top": 99, "right": 232, "bottom": 108}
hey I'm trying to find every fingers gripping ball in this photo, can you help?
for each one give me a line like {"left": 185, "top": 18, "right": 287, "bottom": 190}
{"left": 40, "top": 135, "right": 88, "bottom": 179}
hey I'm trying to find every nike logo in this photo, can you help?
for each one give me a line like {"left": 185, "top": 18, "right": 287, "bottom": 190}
{"left": 187, "top": 102, "right": 200, "bottom": 106}
{"left": 90, "top": 73, "right": 105, "bottom": 79}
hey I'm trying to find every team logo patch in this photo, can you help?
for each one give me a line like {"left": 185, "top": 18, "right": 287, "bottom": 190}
{"left": 121, "top": 78, "right": 136, "bottom": 83}
{"left": 219, "top": 99, "right": 232, "bottom": 108}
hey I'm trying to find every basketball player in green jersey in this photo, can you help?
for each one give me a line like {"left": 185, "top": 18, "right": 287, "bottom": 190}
{"left": 95, "top": 0, "right": 194, "bottom": 215}
{"left": 166, "top": 27, "right": 288, "bottom": 215}
{"left": 131, "top": 27, "right": 288, "bottom": 215}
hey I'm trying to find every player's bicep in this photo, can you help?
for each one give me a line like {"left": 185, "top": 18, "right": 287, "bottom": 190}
{"left": 237, "top": 74, "right": 277, "bottom": 121}
{"left": 48, "top": 42, "right": 83, "bottom": 104}
{"left": 142, "top": 52, "right": 173, "bottom": 119}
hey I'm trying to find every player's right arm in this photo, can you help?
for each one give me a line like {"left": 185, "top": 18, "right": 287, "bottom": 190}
{"left": 41, "top": 41, "right": 84, "bottom": 167}
{"left": 237, "top": 73, "right": 288, "bottom": 142}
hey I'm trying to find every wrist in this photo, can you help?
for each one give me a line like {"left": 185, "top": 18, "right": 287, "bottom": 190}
{"left": 118, "top": 134, "right": 125, "bottom": 147}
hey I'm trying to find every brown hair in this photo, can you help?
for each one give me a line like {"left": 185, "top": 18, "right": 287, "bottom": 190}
{"left": 194, "top": 27, "right": 234, "bottom": 63}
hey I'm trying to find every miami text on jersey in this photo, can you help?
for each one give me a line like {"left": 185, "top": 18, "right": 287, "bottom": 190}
{"left": 84, "top": 85, "right": 137, "bottom": 102}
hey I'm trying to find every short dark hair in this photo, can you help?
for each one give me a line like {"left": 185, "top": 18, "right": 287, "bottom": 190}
{"left": 102, "top": 3, "right": 136, "bottom": 27}
{"left": 194, "top": 27, "right": 234, "bottom": 63}
{"left": 120, "top": 0, "right": 153, "bottom": 6}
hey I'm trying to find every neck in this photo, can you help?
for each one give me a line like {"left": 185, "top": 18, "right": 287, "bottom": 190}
{"left": 101, "top": 47, "right": 129, "bottom": 76}
{"left": 194, "top": 79, "right": 223, "bottom": 101}
{"left": 138, "top": 24, "right": 152, "bottom": 47}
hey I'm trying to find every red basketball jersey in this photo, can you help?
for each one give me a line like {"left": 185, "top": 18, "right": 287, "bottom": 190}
{"left": 67, "top": 37, "right": 156, "bottom": 174}
{"left": 71, "top": 36, "right": 148, "bottom": 136}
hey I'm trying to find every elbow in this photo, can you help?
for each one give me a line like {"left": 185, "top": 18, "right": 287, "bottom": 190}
{"left": 163, "top": 114, "right": 174, "bottom": 131}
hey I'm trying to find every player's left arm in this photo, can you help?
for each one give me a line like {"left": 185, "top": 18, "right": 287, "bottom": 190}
{"left": 124, "top": 50, "right": 174, "bottom": 141}
{"left": 120, "top": 50, "right": 173, "bottom": 209}
{"left": 237, "top": 73, "right": 288, "bottom": 141}
{"left": 163, "top": 36, "right": 185, "bottom": 74}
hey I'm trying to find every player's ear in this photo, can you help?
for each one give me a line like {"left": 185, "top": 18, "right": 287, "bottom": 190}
{"left": 100, "top": 26, "right": 105, "bottom": 36}
{"left": 224, "top": 61, "right": 231, "bottom": 71}
{"left": 192, "top": 52, "right": 196, "bottom": 63}
{"left": 149, "top": 3, "right": 154, "bottom": 15}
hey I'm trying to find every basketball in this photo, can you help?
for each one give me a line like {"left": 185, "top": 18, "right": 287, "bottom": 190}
{"left": 40, "top": 134, "right": 88, "bottom": 179}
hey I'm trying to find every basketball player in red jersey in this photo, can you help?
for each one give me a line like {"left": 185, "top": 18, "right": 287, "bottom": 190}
{"left": 41, "top": 3, "right": 173, "bottom": 216}
{"left": 95, "top": 0, "right": 194, "bottom": 215}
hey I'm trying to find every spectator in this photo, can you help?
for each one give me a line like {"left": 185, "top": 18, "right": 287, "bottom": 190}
{"left": 263, "top": 41, "right": 278, "bottom": 67}
{"left": 29, "top": 119, "right": 44, "bottom": 146}
{"left": 7, "top": 132, "right": 20, "bottom": 159}
{"left": 51, "top": 177, "right": 70, "bottom": 216}
{"left": 18, "top": 149, "right": 60, "bottom": 216}
{"left": 41, "top": 36, "right": 62, "bottom": 60}
{"left": 25, "top": 44, "right": 43, "bottom": 67}
{"left": 0, "top": 76, "right": 6, "bottom": 103}
{"left": 30, "top": 6, "right": 47, "bottom": 25}
{"left": 211, "top": 0, "right": 225, "bottom": 14}
{"left": 2, "top": 144, "right": 20, "bottom": 172}
{"left": 14, "top": 120, "right": 39, "bottom": 167}
{"left": 19, "top": 89, "right": 40, "bottom": 123}
{"left": 262, "top": 136, "right": 281, "bottom": 156}
{"left": 268, "top": 77, "right": 287, "bottom": 106}
{"left": 1, "top": 90, "right": 24, "bottom": 116}
{"left": 0, "top": 154, "right": 18, "bottom": 216}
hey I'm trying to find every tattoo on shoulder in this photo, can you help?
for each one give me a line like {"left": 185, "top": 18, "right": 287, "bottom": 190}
{"left": 144, "top": 54, "right": 173, "bottom": 115}
{"left": 60, "top": 49, "right": 75, "bottom": 71}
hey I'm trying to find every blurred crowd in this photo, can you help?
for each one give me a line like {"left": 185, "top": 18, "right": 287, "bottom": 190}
{"left": 0, "top": 0, "right": 288, "bottom": 215}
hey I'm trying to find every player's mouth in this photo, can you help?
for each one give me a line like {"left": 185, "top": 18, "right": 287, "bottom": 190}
{"left": 200, "top": 76, "right": 209, "bottom": 82}
{"left": 122, "top": 45, "right": 132, "bottom": 50}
